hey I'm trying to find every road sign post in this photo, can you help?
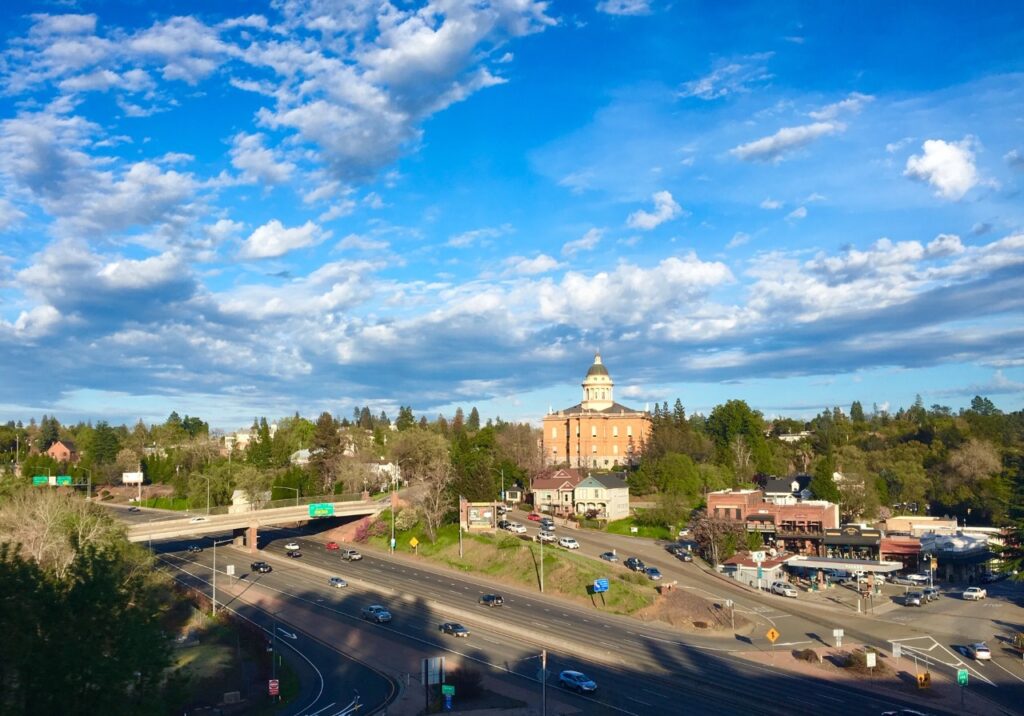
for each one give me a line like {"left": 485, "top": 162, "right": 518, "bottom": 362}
{"left": 958, "top": 668, "right": 968, "bottom": 708}
{"left": 308, "top": 503, "right": 335, "bottom": 518}
{"left": 766, "top": 627, "right": 780, "bottom": 663}
{"left": 268, "top": 679, "right": 279, "bottom": 696}
{"left": 833, "top": 628, "right": 844, "bottom": 648}
{"left": 725, "top": 599, "right": 734, "bottom": 632}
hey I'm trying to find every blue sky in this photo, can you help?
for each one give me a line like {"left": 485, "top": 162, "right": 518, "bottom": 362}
{"left": 1, "top": 0, "right": 1023, "bottom": 431}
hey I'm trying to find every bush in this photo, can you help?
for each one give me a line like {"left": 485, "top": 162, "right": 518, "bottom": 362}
{"left": 795, "top": 648, "right": 820, "bottom": 663}
{"left": 394, "top": 507, "right": 418, "bottom": 531}
{"left": 447, "top": 667, "right": 484, "bottom": 699}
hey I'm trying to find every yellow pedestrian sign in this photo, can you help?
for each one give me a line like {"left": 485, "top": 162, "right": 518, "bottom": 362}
{"left": 409, "top": 537, "right": 419, "bottom": 548}
{"left": 766, "top": 628, "right": 780, "bottom": 643}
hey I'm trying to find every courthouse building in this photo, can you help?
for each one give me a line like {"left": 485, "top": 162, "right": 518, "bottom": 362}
{"left": 541, "top": 353, "right": 651, "bottom": 468}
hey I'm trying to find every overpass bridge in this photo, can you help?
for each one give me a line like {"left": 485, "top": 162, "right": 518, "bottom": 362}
{"left": 127, "top": 496, "right": 387, "bottom": 550}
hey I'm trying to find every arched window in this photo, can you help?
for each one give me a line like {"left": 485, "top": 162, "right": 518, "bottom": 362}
{"left": 627, "top": 424, "right": 633, "bottom": 437}
{"left": 591, "top": 425, "right": 597, "bottom": 437}
{"left": 551, "top": 427, "right": 557, "bottom": 439}
{"left": 612, "top": 426, "right": 619, "bottom": 438}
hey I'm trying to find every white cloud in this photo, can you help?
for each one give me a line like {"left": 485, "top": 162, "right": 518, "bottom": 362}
{"left": 786, "top": 206, "right": 807, "bottom": 221}
{"left": 447, "top": 224, "right": 513, "bottom": 248}
{"left": 229, "top": 132, "right": 296, "bottom": 185}
{"left": 504, "top": 254, "right": 560, "bottom": 275}
{"left": 596, "top": 1, "right": 652, "bottom": 16}
{"left": 904, "top": 137, "right": 979, "bottom": 200}
{"left": 128, "top": 16, "right": 234, "bottom": 85}
{"left": 627, "top": 190, "right": 683, "bottom": 230}
{"left": 678, "top": 53, "right": 774, "bottom": 100}
{"left": 730, "top": 122, "right": 844, "bottom": 162}
{"left": 239, "top": 219, "right": 327, "bottom": 259}
{"left": 11, "top": 305, "right": 63, "bottom": 339}
{"left": 885, "top": 137, "right": 913, "bottom": 154}
{"left": 1004, "top": 149, "right": 1024, "bottom": 169}
{"left": 562, "top": 228, "right": 603, "bottom": 257}
{"left": 0, "top": 199, "right": 26, "bottom": 231}
{"left": 340, "top": 233, "right": 389, "bottom": 251}
{"left": 925, "top": 233, "right": 965, "bottom": 258}
{"left": 726, "top": 232, "right": 750, "bottom": 249}
{"left": 29, "top": 14, "right": 98, "bottom": 36}
{"left": 760, "top": 198, "right": 782, "bottom": 210}
{"left": 808, "top": 92, "right": 873, "bottom": 121}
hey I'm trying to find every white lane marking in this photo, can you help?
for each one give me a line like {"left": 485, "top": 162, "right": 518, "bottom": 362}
{"left": 304, "top": 702, "right": 337, "bottom": 716}
{"left": 626, "top": 697, "right": 652, "bottom": 706}
{"left": 989, "top": 659, "right": 1024, "bottom": 683}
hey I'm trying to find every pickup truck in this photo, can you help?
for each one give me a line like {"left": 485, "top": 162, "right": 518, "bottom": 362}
{"left": 340, "top": 549, "right": 363, "bottom": 561}
{"left": 963, "top": 586, "right": 987, "bottom": 600}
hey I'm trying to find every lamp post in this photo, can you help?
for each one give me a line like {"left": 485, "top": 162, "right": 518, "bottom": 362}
{"left": 197, "top": 474, "right": 211, "bottom": 515}
{"left": 272, "top": 485, "right": 299, "bottom": 507}
{"left": 210, "top": 536, "right": 232, "bottom": 617}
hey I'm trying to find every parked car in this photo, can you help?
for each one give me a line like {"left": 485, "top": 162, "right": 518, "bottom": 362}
{"left": 128, "top": 506, "right": 141, "bottom": 513}
{"left": 676, "top": 551, "right": 693, "bottom": 562}
{"left": 678, "top": 528, "right": 691, "bottom": 538}
{"left": 905, "top": 592, "right": 924, "bottom": 607}
{"left": 507, "top": 523, "right": 527, "bottom": 534}
{"left": 558, "top": 537, "right": 580, "bottom": 549}
{"left": 599, "top": 551, "right": 618, "bottom": 562}
{"left": 905, "top": 573, "right": 930, "bottom": 584}
{"left": 645, "top": 567, "right": 663, "bottom": 581}
{"left": 967, "top": 642, "right": 991, "bottom": 660}
{"left": 856, "top": 572, "right": 886, "bottom": 584}
{"left": 325, "top": 541, "right": 340, "bottom": 550}
{"left": 981, "top": 571, "right": 1007, "bottom": 584}
{"left": 189, "top": 516, "right": 207, "bottom": 523}
{"left": 497, "top": 519, "right": 511, "bottom": 530}
{"left": 922, "top": 587, "right": 940, "bottom": 602}
{"left": 624, "top": 557, "right": 646, "bottom": 572}
{"left": 251, "top": 561, "right": 272, "bottom": 573}
{"left": 361, "top": 605, "right": 392, "bottom": 623}
{"left": 439, "top": 622, "right": 470, "bottom": 638}
{"left": 771, "top": 581, "right": 798, "bottom": 598}
{"left": 328, "top": 576, "right": 348, "bottom": 588}
{"left": 496, "top": 505, "right": 508, "bottom": 515}
{"left": 539, "top": 519, "right": 555, "bottom": 530}
{"left": 963, "top": 587, "right": 987, "bottom": 600}
{"left": 286, "top": 550, "right": 302, "bottom": 558}
{"left": 527, "top": 513, "right": 542, "bottom": 521}
{"left": 341, "top": 549, "right": 363, "bottom": 561}
{"left": 537, "top": 531, "right": 557, "bottom": 543}
{"left": 284, "top": 542, "right": 300, "bottom": 550}
{"left": 186, "top": 545, "right": 203, "bottom": 553}
{"left": 558, "top": 670, "right": 597, "bottom": 693}
{"left": 479, "top": 594, "right": 504, "bottom": 607}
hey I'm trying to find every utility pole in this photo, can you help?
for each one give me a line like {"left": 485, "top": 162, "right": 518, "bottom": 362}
{"left": 540, "top": 534, "right": 545, "bottom": 593}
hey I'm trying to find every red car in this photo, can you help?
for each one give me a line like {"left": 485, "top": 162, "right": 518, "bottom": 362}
{"left": 527, "top": 513, "right": 541, "bottom": 521}
{"left": 325, "top": 541, "right": 340, "bottom": 550}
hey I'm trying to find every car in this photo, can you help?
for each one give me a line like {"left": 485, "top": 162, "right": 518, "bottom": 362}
{"left": 645, "top": 567, "right": 663, "bottom": 581}
{"left": 251, "top": 561, "right": 272, "bottom": 573}
{"left": 963, "top": 587, "right": 987, "bottom": 600}
{"left": 678, "top": 528, "right": 691, "bottom": 538}
{"left": 325, "top": 541, "right": 340, "bottom": 550}
{"left": 128, "top": 506, "right": 141, "bottom": 513}
{"left": 186, "top": 545, "right": 203, "bottom": 553}
{"left": 527, "top": 513, "right": 542, "bottom": 521}
{"left": 905, "top": 592, "right": 923, "bottom": 606}
{"left": 286, "top": 550, "right": 302, "bottom": 558}
{"left": 539, "top": 520, "right": 555, "bottom": 531}
{"left": 479, "top": 594, "right": 504, "bottom": 607}
{"left": 980, "top": 572, "right": 1003, "bottom": 584}
{"left": 439, "top": 622, "right": 470, "bottom": 637}
{"left": 558, "top": 537, "right": 580, "bottom": 549}
{"left": 922, "top": 587, "right": 940, "bottom": 602}
{"left": 905, "top": 573, "right": 930, "bottom": 584}
{"left": 676, "top": 550, "right": 693, "bottom": 562}
{"left": 770, "top": 581, "right": 798, "bottom": 598}
{"left": 497, "top": 519, "right": 511, "bottom": 530}
{"left": 665, "top": 542, "right": 685, "bottom": 556}
{"left": 507, "top": 523, "right": 527, "bottom": 534}
{"left": 496, "top": 505, "right": 508, "bottom": 515}
{"left": 624, "top": 557, "right": 646, "bottom": 572}
{"left": 341, "top": 549, "right": 363, "bottom": 561}
{"left": 284, "top": 542, "right": 300, "bottom": 550}
{"left": 189, "top": 516, "right": 207, "bottom": 523}
{"left": 599, "top": 551, "right": 618, "bottom": 562}
{"left": 967, "top": 642, "right": 991, "bottom": 660}
{"left": 857, "top": 572, "right": 886, "bottom": 584}
{"left": 361, "top": 605, "right": 392, "bottom": 623}
{"left": 537, "top": 531, "right": 557, "bottom": 543}
{"left": 558, "top": 670, "right": 597, "bottom": 693}
{"left": 328, "top": 576, "right": 348, "bottom": 588}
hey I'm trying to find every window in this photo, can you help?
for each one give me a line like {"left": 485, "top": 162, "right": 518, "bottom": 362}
{"left": 551, "top": 427, "right": 557, "bottom": 439}
{"left": 613, "top": 445, "right": 618, "bottom": 456}
{"left": 592, "top": 445, "right": 597, "bottom": 453}
{"left": 627, "top": 424, "right": 633, "bottom": 437}
{"left": 612, "top": 426, "right": 619, "bottom": 437}
{"left": 735, "top": 508, "right": 741, "bottom": 519}
{"left": 591, "top": 425, "right": 597, "bottom": 437}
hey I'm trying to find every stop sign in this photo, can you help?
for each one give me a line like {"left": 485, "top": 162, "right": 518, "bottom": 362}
{"left": 269, "top": 679, "right": 279, "bottom": 696}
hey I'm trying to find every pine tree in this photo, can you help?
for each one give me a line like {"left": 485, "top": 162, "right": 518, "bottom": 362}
{"left": 467, "top": 407, "right": 481, "bottom": 431}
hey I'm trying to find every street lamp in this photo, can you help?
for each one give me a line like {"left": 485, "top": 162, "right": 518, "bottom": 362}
{"left": 210, "top": 536, "right": 233, "bottom": 617}
{"left": 272, "top": 485, "right": 299, "bottom": 507}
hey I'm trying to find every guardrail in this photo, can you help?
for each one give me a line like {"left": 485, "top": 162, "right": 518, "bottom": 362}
{"left": 185, "top": 492, "right": 366, "bottom": 516}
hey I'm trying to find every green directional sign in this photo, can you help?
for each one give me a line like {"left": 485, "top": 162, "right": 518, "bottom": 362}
{"left": 308, "top": 503, "right": 335, "bottom": 518}
{"left": 32, "top": 475, "right": 49, "bottom": 486}
{"left": 441, "top": 684, "right": 455, "bottom": 696}
{"left": 56, "top": 475, "right": 73, "bottom": 486}
{"left": 957, "top": 668, "right": 968, "bottom": 686}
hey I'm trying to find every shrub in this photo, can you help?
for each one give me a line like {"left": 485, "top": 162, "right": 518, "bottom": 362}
{"left": 795, "top": 648, "right": 820, "bottom": 663}
{"left": 394, "top": 507, "right": 418, "bottom": 531}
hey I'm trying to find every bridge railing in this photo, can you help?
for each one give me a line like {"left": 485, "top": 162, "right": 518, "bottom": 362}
{"left": 186, "top": 492, "right": 368, "bottom": 517}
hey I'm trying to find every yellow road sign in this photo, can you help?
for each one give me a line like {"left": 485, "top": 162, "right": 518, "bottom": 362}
{"left": 917, "top": 672, "right": 931, "bottom": 689}
{"left": 766, "top": 628, "right": 780, "bottom": 643}
{"left": 409, "top": 537, "right": 419, "bottom": 548}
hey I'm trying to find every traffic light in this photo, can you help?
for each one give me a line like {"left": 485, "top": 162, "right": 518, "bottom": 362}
{"left": 917, "top": 672, "right": 931, "bottom": 689}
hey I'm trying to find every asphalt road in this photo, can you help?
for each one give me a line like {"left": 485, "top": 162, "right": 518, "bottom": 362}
{"left": 162, "top": 527, "right": 956, "bottom": 716}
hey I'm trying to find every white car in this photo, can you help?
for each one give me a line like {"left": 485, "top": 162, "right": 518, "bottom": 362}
{"left": 284, "top": 542, "right": 300, "bottom": 550}
{"left": 905, "top": 573, "right": 930, "bottom": 584}
{"left": 537, "top": 531, "right": 557, "bottom": 543}
{"left": 967, "top": 642, "right": 991, "bottom": 660}
{"left": 558, "top": 537, "right": 580, "bottom": 549}
{"left": 963, "top": 587, "right": 987, "bottom": 600}
{"left": 328, "top": 576, "right": 348, "bottom": 588}
{"left": 770, "top": 581, "right": 798, "bottom": 598}
{"left": 507, "top": 523, "right": 527, "bottom": 534}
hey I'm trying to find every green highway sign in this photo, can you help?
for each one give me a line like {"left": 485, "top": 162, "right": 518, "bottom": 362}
{"left": 32, "top": 475, "right": 48, "bottom": 486}
{"left": 56, "top": 475, "right": 73, "bottom": 486}
{"left": 308, "top": 503, "right": 335, "bottom": 517}
{"left": 957, "top": 668, "right": 968, "bottom": 686}
{"left": 441, "top": 684, "right": 455, "bottom": 696}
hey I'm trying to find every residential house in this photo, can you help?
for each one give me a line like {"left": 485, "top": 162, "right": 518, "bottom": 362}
{"left": 531, "top": 468, "right": 584, "bottom": 516}
{"left": 46, "top": 440, "right": 79, "bottom": 463}
{"left": 574, "top": 472, "right": 630, "bottom": 520}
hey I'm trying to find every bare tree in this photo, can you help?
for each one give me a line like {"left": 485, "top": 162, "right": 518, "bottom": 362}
{"left": 731, "top": 435, "right": 753, "bottom": 483}
{"left": 417, "top": 456, "right": 454, "bottom": 542}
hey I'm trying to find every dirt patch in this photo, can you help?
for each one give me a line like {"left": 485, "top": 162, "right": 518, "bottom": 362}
{"left": 635, "top": 588, "right": 752, "bottom": 633}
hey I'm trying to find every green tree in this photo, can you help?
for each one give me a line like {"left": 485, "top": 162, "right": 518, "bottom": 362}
{"left": 809, "top": 456, "right": 840, "bottom": 502}
{"left": 246, "top": 417, "right": 274, "bottom": 468}
{"left": 850, "top": 401, "right": 865, "bottom": 423}
{"left": 311, "top": 412, "right": 341, "bottom": 494}
{"left": 467, "top": 407, "right": 481, "bottom": 432}
{"left": 395, "top": 406, "right": 416, "bottom": 431}
{"left": 90, "top": 421, "right": 120, "bottom": 465}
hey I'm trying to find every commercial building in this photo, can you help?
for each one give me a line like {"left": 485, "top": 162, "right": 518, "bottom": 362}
{"left": 706, "top": 487, "right": 840, "bottom": 556}
{"left": 541, "top": 353, "right": 651, "bottom": 469}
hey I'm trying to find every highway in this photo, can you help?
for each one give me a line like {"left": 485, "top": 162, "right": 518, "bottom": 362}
{"left": 158, "top": 528, "right": 956, "bottom": 716}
